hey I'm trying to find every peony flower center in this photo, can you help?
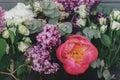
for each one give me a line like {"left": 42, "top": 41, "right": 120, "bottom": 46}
{"left": 68, "top": 44, "right": 88, "bottom": 63}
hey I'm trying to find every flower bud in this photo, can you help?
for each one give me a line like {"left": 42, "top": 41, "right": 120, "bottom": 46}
{"left": 2, "top": 29, "right": 9, "bottom": 39}
{"left": 76, "top": 19, "right": 86, "bottom": 27}
{"left": 111, "top": 21, "right": 120, "bottom": 30}
{"left": 100, "top": 25, "right": 107, "bottom": 33}
{"left": 23, "top": 37, "right": 32, "bottom": 43}
{"left": 18, "top": 41, "right": 30, "bottom": 52}
{"left": 78, "top": 5, "right": 87, "bottom": 18}
{"left": 6, "top": 44, "right": 10, "bottom": 54}
{"left": 90, "top": 23, "right": 97, "bottom": 30}
{"left": 99, "top": 17, "right": 106, "bottom": 25}
{"left": 18, "top": 24, "right": 30, "bottom": 36}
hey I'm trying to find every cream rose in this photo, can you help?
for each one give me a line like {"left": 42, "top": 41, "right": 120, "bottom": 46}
{"left": 111, "top": 21, "right": 120, "bottom": 30}
{"left": 18, "top": 25, "right": 30, "bottom": 36}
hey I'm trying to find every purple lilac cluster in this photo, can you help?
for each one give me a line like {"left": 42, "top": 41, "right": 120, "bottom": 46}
{"left": 25, "top": 24, "right": 61, "bottom": 74}
{"left": 36, "top": 24, "right": 61, "bottom": 51}
{"left": 0, "top": 6, "right": 5, "bottom": 34}
{"left": 55, "top": 0, "right": 100, "bottom": 13}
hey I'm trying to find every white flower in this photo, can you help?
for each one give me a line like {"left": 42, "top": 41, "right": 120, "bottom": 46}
{"left": 18, "top": 25, "right": 30, "bottom": 36}
{"left": 78, "top": 5, "right": 87, "bottom": 18}
{"left": 110, "top": 10, "right": 120, "bottom": 21}
{"left": 5, "top": 3, "right": 34, "bottom": 25}
{"left": 99, "top": 17, "right": 107, "bottom": 25}
{"left": 2, "top": 29, "right": 9, "bottom": 39}
{"left": 76, "top": 19, "right": 86, "bottom": 27}
{"left": 100, "top": 25, "right": 107, "bottom": 33}
{"left": 18, "top": 42, "right": 29, "bottom": 52}
{"left": 23, "top": 37, "right": 32, "bottom": 43}
{"left": 111, "top": 21, "right": 120, "bottom": 30}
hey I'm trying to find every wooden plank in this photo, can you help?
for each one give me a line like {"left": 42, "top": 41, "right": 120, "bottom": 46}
{"left": 101, "top": 0, "right": 120, "bottom": 3}
{"left": 98, "top": 3, "right": 120, "bottom": 10}
{"left": 0, "top": 0, "right": 24, "bottom": 3}
{"left": 0, "top": 3, "right": 18, "bottom": 10}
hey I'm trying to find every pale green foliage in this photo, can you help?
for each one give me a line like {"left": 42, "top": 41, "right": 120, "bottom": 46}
{"left": 40, "top": 1, "right": 60, "bottom": 24}
{"left": 83, "top": 27, "right": 101, "bottom": 40}
{"left": 57, "top": 22, "right": 72, "bottom": 36}
{"left": 25, "top": 19, "right": 46, "bottom": 34}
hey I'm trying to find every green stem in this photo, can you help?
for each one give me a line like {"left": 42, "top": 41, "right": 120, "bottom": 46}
{"left": 12, "top": 44, "right": 15, "bottom": 54}
{"left": 71, "top": 13, "right": 77, "bottom": 22}
{"left": 87, "top": 16, "right": 91, "bottom": 25}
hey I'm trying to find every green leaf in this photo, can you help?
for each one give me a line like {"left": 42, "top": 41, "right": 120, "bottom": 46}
{"left": 17, "top": 67, "right": 26, "bottom": 76}
{"left": 91, "top": 61, "right": 97, "bottom": 69}
{"left": 100, "top": 60, "right": 105, "bottom": 67}
{"left": 48, "top": 2, "right": 55, "bottom": 9}
{"left": 97, "top": 70, "right": 103, "bottom": 79}
{"left": 103, "top": 69, "right": 111, "bottom": 80}
{"left": 44, "top": 9, "right": 55, "bottom": 16}
{"left": 116, "top": 29, "right": 120, "bottom": 36}
{"left": 58, "top": 22, "right": 72, "bottom": 35}
{"left": 40, "top": 2, "right": 49, "bottom": 9}
{"left": 0, "top": 39, "right": 7, "bottom": 60}
{"left": 49, "top": 9, "right": 60, "bottom": 18}
{"left": 9, "top": 30, "right": 15, "bottom": 44}
{"left": 101, "top": 34, "right": 111, "bottom": 47}
{"left": 48, "top": 17, "right": 59, "bottom": 24}
{"left": 83, "top": 27, "right": 101, "bottom": 40}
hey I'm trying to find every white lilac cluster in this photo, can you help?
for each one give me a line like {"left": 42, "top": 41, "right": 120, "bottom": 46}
{"left": 5, "top": 3, "right": 34, "bottom": 25}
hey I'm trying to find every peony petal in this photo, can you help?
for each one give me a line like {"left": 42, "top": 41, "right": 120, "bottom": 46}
{"left": 56, "top": 44, "right": 65, "bottom": 63}
{"left": 63, "top": 58, "right": 89, "bottom": 75}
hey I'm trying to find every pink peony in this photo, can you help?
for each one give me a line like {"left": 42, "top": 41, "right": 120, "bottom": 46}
{"left": 56, "top": 35, "right": 98, "bottom": 75}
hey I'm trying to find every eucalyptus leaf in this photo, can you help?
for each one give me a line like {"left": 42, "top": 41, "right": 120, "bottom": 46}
{"left": 25, "top": 19, "right": 45, "bottom": 34}
{"left": 103, "top": 69, "right": 111, "bottom": 80}
{"left": 58, "top": 22, "right": 72, "bottom": 35}
{"left": 91, "top": 61, "right": 97, "bottom": 69}
{"left": 47, "top": 2, "right": 55, "bottom": 9}
{"left": 100, "top": 60, "right": 105, "bottom": 67}
{"left": 49, "top": 9, "right": 60, "bottom": 18}
{"left": 48, "top": 17, "right": 59, "bottom": 24}
{"left": 44, "top": 9, "right": 55, "bottom": 16}
{"left": 0, "top": 39, "right": 7, "bottom": 60}
{"left": 97, "top": 70, "right": 103, "bottom": 79}
{"left": 83, "top": 27, "right": 101, "bottom": 40}
{"left": 40, "top": 1, "right": 49, "bottom": 9}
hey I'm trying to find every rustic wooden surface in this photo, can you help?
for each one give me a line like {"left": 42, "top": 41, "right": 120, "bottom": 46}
{"left": 0, "top": 0, "right": 120, "bottom": 80}
{"left": 0, "top": 0, "right": 120, "bottom": 10}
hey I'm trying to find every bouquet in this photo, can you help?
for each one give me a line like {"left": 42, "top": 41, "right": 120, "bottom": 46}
{"left": 0, "top": 0, "right": 120, "bottom": 80}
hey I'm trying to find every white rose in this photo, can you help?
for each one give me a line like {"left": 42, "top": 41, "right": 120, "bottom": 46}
{"left": 110, "top": 10, "right": 120, "bottom": 20}
{"left": 18, "top": 42, "right": 29, "bottom": 52}
{"left": 99, "top": 17, "right": 107, "bottom": 25}
{"left": 76, "top": 19, "right": 86, "bottom": 27}
{"left": 78, "top": 5, "right": 87, "bottom": 18}
{"left": 111, "top": 21, "right": 120, "bottom": 30}
{"left": 18, "top": 25, "right": 30, "bottom": 36}
{"left": 2, "top": 29, "right": 9, "bottom": 39}
{"left": 100, "top": 25, "right": 107, "bottom": 33}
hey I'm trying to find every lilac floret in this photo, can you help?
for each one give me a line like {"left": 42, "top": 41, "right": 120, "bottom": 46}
{"left": 0, "top": 6, "right": 5, "bottom": 34}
